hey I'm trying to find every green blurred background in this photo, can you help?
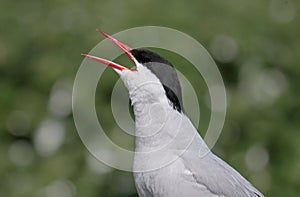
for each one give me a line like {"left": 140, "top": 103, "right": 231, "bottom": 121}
{"left": 0, "top": 0, "right": 299, "bottom": 196}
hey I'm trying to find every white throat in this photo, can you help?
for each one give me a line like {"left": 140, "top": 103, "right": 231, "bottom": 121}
{"left": 119, "top": 64, "right": 182, "bottom": 151}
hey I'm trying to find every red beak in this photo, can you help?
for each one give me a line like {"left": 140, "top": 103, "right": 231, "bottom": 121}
{"left": 82, "top": 30, "right": 136, "bottom": 72}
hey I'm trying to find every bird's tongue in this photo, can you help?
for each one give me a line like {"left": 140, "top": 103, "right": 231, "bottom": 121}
{"left": 82, "top": 31, "right": 136, "bottom": 72}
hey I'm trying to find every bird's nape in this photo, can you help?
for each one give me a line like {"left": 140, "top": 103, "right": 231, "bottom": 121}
{"left": 81, "top": 31, "right": 264, "bottom": 196}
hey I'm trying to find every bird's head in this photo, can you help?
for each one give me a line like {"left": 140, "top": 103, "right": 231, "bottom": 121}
{"left": 82, "top": 31, "right": 184, "bottom": 113}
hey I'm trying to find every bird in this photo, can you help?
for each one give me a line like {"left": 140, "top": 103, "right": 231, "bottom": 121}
{"left": 82, "top": 31, "right": 264, "bottom": 197}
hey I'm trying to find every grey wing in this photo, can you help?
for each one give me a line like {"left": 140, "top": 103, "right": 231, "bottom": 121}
{"left": 134, "top": 161, "right": 221, "bottom": 197}
{"left": 180, "top": 151, "right": 264, "bottom": 197}
{"left": 135, "top": 178, "right": 219, "bottom": 197}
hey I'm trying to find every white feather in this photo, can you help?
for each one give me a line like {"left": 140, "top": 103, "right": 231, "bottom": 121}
{"left": 118, "top": 63, "right": 264, "bottom": 197}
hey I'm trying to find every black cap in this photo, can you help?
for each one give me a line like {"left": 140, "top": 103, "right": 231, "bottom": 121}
{"left": 130, "top": 48, "right": 184, "bottom": 113}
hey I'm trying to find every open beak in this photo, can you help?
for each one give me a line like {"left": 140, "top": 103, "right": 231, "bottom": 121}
{"left": 82, "top": 31, "right": 136, "bottom": 72}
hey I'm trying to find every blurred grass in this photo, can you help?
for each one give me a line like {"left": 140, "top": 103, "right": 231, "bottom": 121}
{"left": 0, "top": 0, "right": 299, "bottom": 196}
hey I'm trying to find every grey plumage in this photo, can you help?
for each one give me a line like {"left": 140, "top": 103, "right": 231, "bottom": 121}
{"left": 127, "top": 49, "right": 264, "bottom": 197}
{"left": 83, "top": 33, "right": 265, "bottom": 197}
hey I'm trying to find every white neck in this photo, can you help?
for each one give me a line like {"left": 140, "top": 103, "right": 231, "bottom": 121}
{"left": 133, "top": 98, "right": 183, "bottom": 152}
